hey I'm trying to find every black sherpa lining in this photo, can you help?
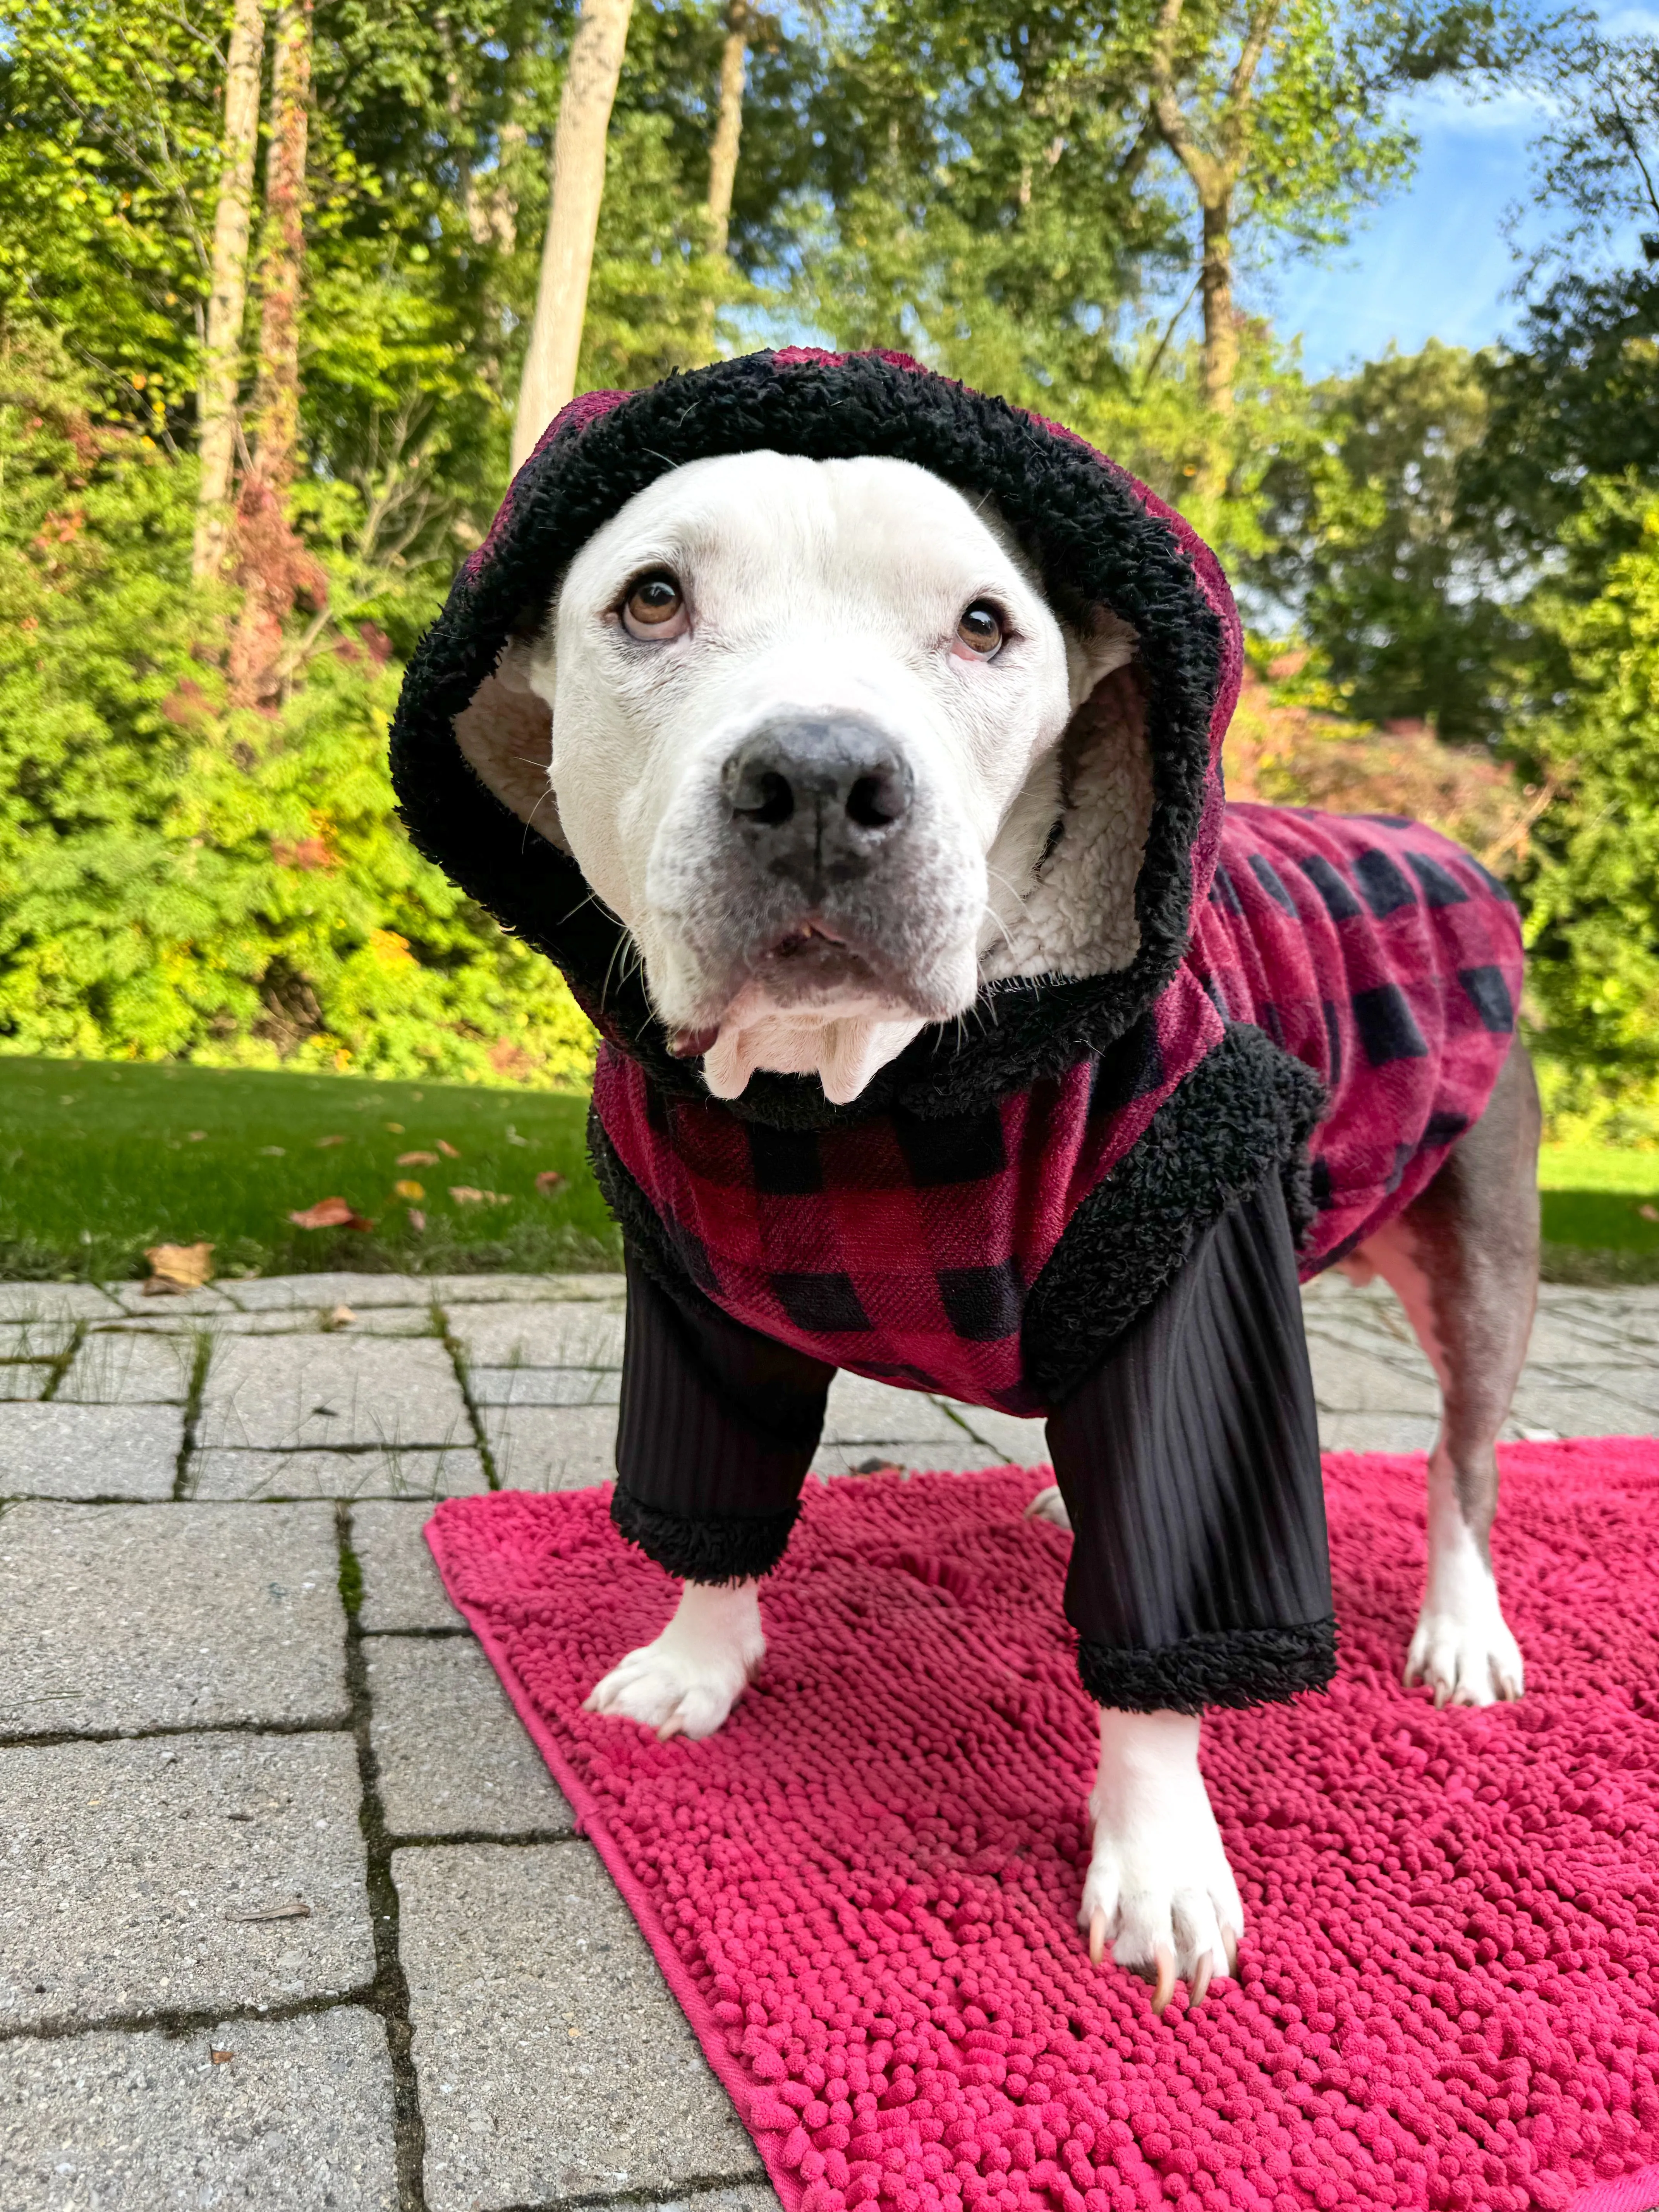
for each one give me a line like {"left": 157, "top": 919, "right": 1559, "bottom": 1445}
{"left": 611, "top": 1485, "right": 801, "bottom": 1584}
{"left": 1076, "top": 1617, "right": 1337, "bottom": 1714}
{"left": 1021, "top": 1022, "right": 1326, "bottom": 1405}
{"left": 389, "top": 350, "right": 1223, "bottom": 1130}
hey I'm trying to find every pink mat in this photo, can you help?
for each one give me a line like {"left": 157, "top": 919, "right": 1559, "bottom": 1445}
{"left": 424, "top": 1440, "right": 1659, "bottom": 2212}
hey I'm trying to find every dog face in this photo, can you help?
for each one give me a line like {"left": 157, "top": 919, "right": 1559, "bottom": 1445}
{"left": 472, "top": 451, "right": 1143, "bottom": 1102}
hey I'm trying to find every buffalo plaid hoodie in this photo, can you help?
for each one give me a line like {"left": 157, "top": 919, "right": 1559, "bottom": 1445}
{"left": 392, "top": 350, "right": 1522, "bottom": 1714}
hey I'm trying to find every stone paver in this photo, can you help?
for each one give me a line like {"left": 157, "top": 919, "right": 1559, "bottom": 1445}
{"left": 196, "top": 1336, "right": 469, "bottom": 1450}
{"left": 0, "top": 1503, "right": 346, "bottom": 1734}
{"left": 56, "top": 1332, "right": 193, "bottom": 1404}
{"left": 446, "top": 1299, "right": 626, "bottom": 1369}
{"left": 104, "top": 1283, "right": 236, "bottom": 1316}
{"left": 191, "top": 1446, "right": 488, "bottom": 1501}
{"left": 0, "top": 2011, "right": 398, "bottom": 2211}
{"left": 0, "top": 1406, "right": 183, "bottom": 1500}
{"left": 0, "top": 1265, "right": 1649, "bottom": 2212}
{"left": 350, "top": 1501, "right": 465, "bottom": 1633}
{"left": 0, "top": 1364, "right": 53, "bottom": 1401}
{"left": 482, "top": 1403, "right": 618, "bottom": 1489}
{"left": 395, "top": 1842, "right": 764, "bottom": 2212}
{"left": 0, "top": 1733, "right": 372, "bottom": 2027}
{"left": 367, "top": 1638, "right": 572, "bottom": 1838}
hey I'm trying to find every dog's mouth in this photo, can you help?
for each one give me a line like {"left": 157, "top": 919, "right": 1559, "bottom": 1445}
{"left": 666, "top": 919, "right": 907, "bottom": 1058}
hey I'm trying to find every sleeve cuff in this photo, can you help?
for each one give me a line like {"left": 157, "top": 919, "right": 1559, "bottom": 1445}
{"left": 611, "top": 1484, "right": 801, "bottom": 1585}
{"left": 1076, "top": 1616, "right": 1337, "bottom": 1714}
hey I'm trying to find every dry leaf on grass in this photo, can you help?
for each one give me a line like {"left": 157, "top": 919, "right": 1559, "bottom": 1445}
{"left": 449, "top": 1185, "right": 510, "bottom": 1206}
{"left": 407, "top": 1206, "right": 426, "bottom": 1233}
{"left": 436, "top": 1139, "right": 459, "bottom": 1158}
{"left": 143, "top": 1242, "right": 215, "bottom": 1294}
{"left": 393, "top": 1178, "right": 424, "bottom": 1200}
{"left": 187, "top": 1130, "right": 206, "bottom": 1142}
{"left": 316, "top": 1133, "right": 345, "bottom": 1148}
{"left": 1640, "top": 1203, "right": 1658, "bottom": 1224}
{"left": 385, "top": 1121, "right": 404, "bottom": 1133}
{"left": 396, "top": 1150, "right": 438, "bottom": 1166}
{"left": 535, "top": 1169, "right": 567, "bottom": 1196}
{"left": 225, "top": 1899, "right": 311, "bottom": 1923}
{"left": 258, "top": 1145, "right": 286, "bottom": 1156}
{"left": 288, "top": 1197, "right": 373, "bottom": 1231}
{"left": 505, "top": 1124, "right": 529, "bottom": 1146}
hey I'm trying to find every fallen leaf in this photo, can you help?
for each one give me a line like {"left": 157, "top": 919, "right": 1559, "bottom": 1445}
{"left": 288, "top": 1197, "right": 373, "bottom": 1231}
{"left": 316, "top": 1133, "right": 345, "bottom": 1148}
{"left": 407, "top": 1207, "right": 426, "bottom": 1233}
{"left": 393, "top": 1178, "right": 424, "bottom": 1200}
{"left": 210, "top": 2049, "right": 235, "bottom": 2065}
{"left": 505, "top": 1124, "right": 529, "bottom": 1146}
{"left": 1640, "top": 1202, "right": 1658, "bottom": 1223}
{"left": 225, "top": 1899, "right": 311, "bottom": 1923}
{"left": 327, "top": 1304, "right": 356, "bottom": 1326}
{"left": 144, "top": 1241, "right": 215, "bottom": 1293}
{"left": 535, "top": 1169, "right": 567, "bottom": 1196}
{"left": 396, "top": 1150, "right": 438, "bottom": 1167}
{"left": 187, "top": 1130, "right": 207, "bottom": 1142}
{"left": 258, "top": 1144, "right": 286, "bottom": 1156}
{"left": 385, "top": 1121, "right": 404, "bottom": 1133}
{"left": 851, "top": 1455, "right": 905, "bottom": 1477}
{"left": 449, "top": 1186, "right": 510, "bottom": 1206}
{"left": 436, "top": 1139, "right": 459, "bottom": 1158}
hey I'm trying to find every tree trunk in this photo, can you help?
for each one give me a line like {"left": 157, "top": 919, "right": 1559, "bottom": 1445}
{"left": 1199, "top": 192, "right": 1237, "bottom": 416}
{"left": 511, "top": 0, "right": 634, "bottom": 472}
{"left": 192, "top": 0, "right": 266, "bottom": 583}
{"left": 232, "top": 0, "right": 324, "bottom": 710}
{"left": 705, "top": 1, "right": 749, "bottom": 259}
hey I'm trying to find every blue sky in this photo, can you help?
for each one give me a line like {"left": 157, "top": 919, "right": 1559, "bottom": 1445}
{"left": 1258, "top": 3, "right": 1659, "bottom": 376}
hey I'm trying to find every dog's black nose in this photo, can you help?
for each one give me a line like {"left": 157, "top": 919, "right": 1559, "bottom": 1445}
{"left": 721, "top": 715, "right": 913, "bottom": 887}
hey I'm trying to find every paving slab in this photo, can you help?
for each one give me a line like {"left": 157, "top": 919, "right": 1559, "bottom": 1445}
{"left": 811, "top": 1434, "right": 1011, "bottom": 1477}
{"left": 0, "top": 1321, "right": 74, "bottom": 1360}
{"left": 0, "top": 1286, "right": 120, "bottom": 1321}
{"left": 0, "top": 2010, "right": 398, "bottom": 2211}
{"left": 1506, "top": 1383, "right": 1659, "bottom": 1439}
{"left": 196, "top": 1335, "right": 470, "bottom": 1450}
{"left": 666, "top": 2191, "right": 784, "bottom": 2212}
{"left": 350, "top": 1502, "right": 465, "bottom": 1633}
{"left": 468, "top": 1367, "right": 620, "bottom": 1408}
{"left": 1523, "top": 1310, "right": 1650, "bottom": 1367}
{"left": 0, "top": 1733, "right": 373, "bottom": 2028}
{"left": 55, "top": 1332, "right": 193, "bottom": 1404}
{"left": 191, "top": 1445, "right": 487, "bottom": 1501}
{"left": 0, "top": 1405, "right": 183, "bottom": 1501}
{"left": 1526, "top": 1362, "right": 1659, "bottom": 1416}
{"left": 1317, "top": 1412, "right": 1441, "bottom": 1455}
{"left": 367, "top": 1638, "right": 572, "bottom": 1838}
{"left": 821, "top": 1373, "right": 968, "bottom": 1444}
{"left": 0, "top": 1503, "right": 347, "bottom": 1735}
{"left": 482, "top": 1404, "right": 617, "bottom": 1490}
{"left": 428, "top": 1272, "right": 626, "bottom": 1305}
{"left": 0, "top": 1364, "right": 53, "bottom": 1401}
{"left": 395, "top": 1841, "right": 763, "bottom": 2211}
{"left": 1305, "top": 1336, "right": 1441, "bottom": 1415}
{"left": 103, "top": 1283, "right": 237, "bottom": 1316}
{"left": 445, "top": 1299, "right": 627, "bottom": 1369}
{"left": 225, "top": 1272, "right": 432, "bottom": 1312}
{"left": 939, "top": 1400, "right": 1049, "bottom": 1465}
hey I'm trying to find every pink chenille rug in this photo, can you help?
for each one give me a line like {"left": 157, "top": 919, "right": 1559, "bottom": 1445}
{"left": 424, "top": 1440, "right": 1659, "bottom": 2212}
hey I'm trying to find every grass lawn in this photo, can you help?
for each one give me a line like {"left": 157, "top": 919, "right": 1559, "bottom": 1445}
{"left": 0, "top": 1056, "right": 619, "bottom": 1282}
{"left": 2, "top": 1057, "right": 1656, "bottom": 1284}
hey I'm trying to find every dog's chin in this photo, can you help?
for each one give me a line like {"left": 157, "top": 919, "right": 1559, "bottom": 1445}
{"left": 700, "top": 1006, "right": 930, "bottom": 1105}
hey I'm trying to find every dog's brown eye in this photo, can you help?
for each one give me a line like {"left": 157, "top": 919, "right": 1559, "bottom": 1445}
{"left": 957, "top": 601, "right": 1004, "bottom": 656}
{"left": 622, "top": 572, "right": 685, "bottom": 638}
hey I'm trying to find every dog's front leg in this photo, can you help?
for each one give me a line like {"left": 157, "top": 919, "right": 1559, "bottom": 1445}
{"left": 1079, "top": 1708, "right": 1243, "bottom": 2013}
{"left": 583, "top": 1579, "right": 765, "bottom": 1740}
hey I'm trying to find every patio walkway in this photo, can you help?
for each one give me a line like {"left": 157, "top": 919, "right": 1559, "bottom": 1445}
{"left": 2, "top": 1268, "right": 1655, "bottom": 2209}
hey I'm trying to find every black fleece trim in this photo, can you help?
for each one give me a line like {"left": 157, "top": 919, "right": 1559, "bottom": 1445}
{"left": 1021, "top": 1023, "right": 1326, "bottom": 1404}
{"left": 389, "top": 350, "right": 1223, "bottom": 1128}
{"left": 611, "top": 1486, "right": 801, "bottom": 1584}
{"left": 1076, "top": 1617, "right": 1338, "bottom": 1714}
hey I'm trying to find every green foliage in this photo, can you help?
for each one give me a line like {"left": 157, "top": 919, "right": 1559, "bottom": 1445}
{"left": 0, "top": 330, "right": 594, "bottom": 1084}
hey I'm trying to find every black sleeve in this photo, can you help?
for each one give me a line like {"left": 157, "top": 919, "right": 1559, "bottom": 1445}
{"left": 611, "top": 1245, "right": 835, "bottom": 1584}
{"left": 1045, "top": 1172, "right": 1336, "bottom": 1714}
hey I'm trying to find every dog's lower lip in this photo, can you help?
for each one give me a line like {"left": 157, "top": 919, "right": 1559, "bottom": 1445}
{"left": 668, "top": 1024, "right": 720, "bottom": 1059}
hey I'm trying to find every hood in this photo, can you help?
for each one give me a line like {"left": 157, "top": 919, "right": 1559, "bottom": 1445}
{"left": 390, "top": 347, "right": 1242, "bottom": 1127}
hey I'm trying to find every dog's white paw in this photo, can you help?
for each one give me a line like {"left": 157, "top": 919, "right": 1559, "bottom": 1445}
{"left": 583, "top": 1580, "right": 764, "bottom": 1741}
{"left": 1405, "top": 1599, "right": 1524, "bottom": 1707}
{"left": 1023, "top": 1484, "right": 1072, "bottom": 1532}
{"left": 1080, "top": 1711, "right": 1243, "bottom": 2012}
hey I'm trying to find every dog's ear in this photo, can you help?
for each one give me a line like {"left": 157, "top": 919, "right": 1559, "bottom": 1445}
{"left": 1065, "top": 608, "right": 1139, "bottom": 709}
{"left": 453, "top": 640, "right": 570, "bottom": 851}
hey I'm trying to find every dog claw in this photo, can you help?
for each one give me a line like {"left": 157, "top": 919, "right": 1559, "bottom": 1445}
{"left": 1188, "top": 1954, "right": 1212, "bottom": 2008}
{"left": 1151, "top": 1944, "right": 1176, "bottom": 2016}
{"left": 1224, "top": 1929, "right": 1238, "bottom": 1978}
{"left": 1088, "top": 1910, "right": 1107, "bottom": 1966}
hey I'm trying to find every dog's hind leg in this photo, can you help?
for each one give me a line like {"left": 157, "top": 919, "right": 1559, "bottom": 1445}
{"left": 1345, "top": 1039, "right": 1540, "bottom": 1707}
